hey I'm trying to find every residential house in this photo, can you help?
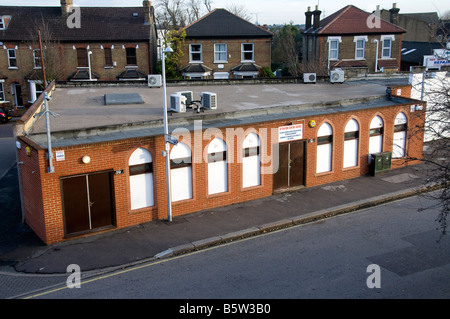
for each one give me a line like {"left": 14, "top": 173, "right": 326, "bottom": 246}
{"left": 179, "top": 9, "right": 273, "bottom": 79}
{"left": 302, "top": 5, "right": 405, "bottom": 76}
{"left": 380, "top": 3, "right": 445, "bottom": 71}
{"left": 0, "top": 0, "right": 158, "bottom": 114}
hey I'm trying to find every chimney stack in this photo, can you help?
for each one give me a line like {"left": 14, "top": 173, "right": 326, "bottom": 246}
{"left": 389, "top": 3, "right": 400, "bottom": 25}
{"left": 143, "top": 0, "right": 154, "bottom": 25}
{"left": 305, "top": 7, "right": 313, "bottom": 30}
{"left": 60, "top": 0, "right": 73, "bottom": 15}
{"left": 313, "top": 5, "right": 321, "bottom": 30}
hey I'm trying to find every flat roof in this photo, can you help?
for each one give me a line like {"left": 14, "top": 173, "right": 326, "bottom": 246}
{"left": 24, "top": 79, "right": 410, "bottom": 148}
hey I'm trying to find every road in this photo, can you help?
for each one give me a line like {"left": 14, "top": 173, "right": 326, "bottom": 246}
{"left": 15, "top": 193, "right": 449, "bottom": 302}
{"left": 0, "top": 122, "right": 16, "bottom": 180}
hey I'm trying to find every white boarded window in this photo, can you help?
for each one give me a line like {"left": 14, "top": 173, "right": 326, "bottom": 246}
{"left": 393, "top": 112, "right": 407, "bottom": 158}
{"left": 243, "top": 133, "right": 261, "bottom": 188}
{"left": 369, "top": 116, "right": 384, "bottom": 163}
{"left": 317, "top": 122, "right": 333, "bottom": 173}
{"left": 129, "top": 148, "right": 154, "bottom": 210}
{"left": 171, "top": 142, "right": 193, "bottom": 202}
{"left": 343, "top": 119, "right": 359, "bottom": 168}
{"left": 208, "top": 138, "right": 228, "bottom": 195}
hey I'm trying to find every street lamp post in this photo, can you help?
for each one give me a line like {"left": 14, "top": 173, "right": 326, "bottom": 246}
{"left": 161, "top": 45, "right": 173, "bottom": 222}
{"left": 88, "top": 51, "right": 93, "bottom": 81}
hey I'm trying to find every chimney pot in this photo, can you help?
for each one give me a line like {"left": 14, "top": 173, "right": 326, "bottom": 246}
{"left": 305, "top": 6, "right": 313, "bottom": 30}
{"left": 312, "top": 6, "right": 321, "bottom": 30}
{"left": 61, "top": 0, "right": 74, "bottom": 15}
{"left": 389, "top": 2, "right": 400, "bottom": 25}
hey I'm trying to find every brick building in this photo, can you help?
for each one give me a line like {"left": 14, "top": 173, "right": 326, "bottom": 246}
{"left": 0, "top": 0, "right": 158, "bottom": 114}
{"left": 302, "top": 5, "right": 405, "bottom": 76}
{"left": 179, "top": 9, "right": 273, "bottom": 79}
{"left": 15, "top": 81, "right": 425, "bottom": 245}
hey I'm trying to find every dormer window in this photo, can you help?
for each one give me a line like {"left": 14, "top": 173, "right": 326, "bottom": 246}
{"left": 0, "top": 17, "right": 5, "bottom": 30}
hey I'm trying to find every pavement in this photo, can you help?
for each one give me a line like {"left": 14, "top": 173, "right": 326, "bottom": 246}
{"left": 0, "top": 147, "right": 443, "bottom": 277}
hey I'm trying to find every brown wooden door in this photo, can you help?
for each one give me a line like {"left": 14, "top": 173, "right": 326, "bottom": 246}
{"left": 273, "top": 141, "right": 305, "bottom": 191}
{"left": 62, "top": 171, "right": 115, "bottom": 236}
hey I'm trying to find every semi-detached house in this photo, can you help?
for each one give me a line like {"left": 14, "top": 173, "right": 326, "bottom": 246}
{"left": 0, "top": 0, "right": 158, "bottom": 114}
{"left": 179, "top": 9, "right": 273, "bottom": 80}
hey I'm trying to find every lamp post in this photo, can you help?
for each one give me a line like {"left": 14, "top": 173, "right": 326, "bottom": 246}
{"left": 161, "top": 45, "right": 173, "bottom": 222}
{"left": 88, "top": 51, "right": 93, "bottom": 81}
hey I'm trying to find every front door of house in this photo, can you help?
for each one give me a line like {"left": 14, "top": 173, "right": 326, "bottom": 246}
{"left": 62, "top": 171, "right": 115, "bottom": 236}
{"left": 12, "top": 83, "right": 23, "bottom": 107}
{"left": 273, "top": 140, "right": 306, "bottom": 191}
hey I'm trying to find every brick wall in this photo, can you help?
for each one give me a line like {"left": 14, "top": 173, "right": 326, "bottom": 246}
{"left": 20, "top": 100, "right": 425, "bottom": 244}
{"left": 180, "top": 38, "right": 272, "bottom": 77}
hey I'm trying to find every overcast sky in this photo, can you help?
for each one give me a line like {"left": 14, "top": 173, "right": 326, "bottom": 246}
{"left": 0, "top": 0, "right": 448, "bottom": 25}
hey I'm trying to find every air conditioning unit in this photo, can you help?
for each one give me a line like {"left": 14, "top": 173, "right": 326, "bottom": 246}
{"left": 170, "top": 93, "right": 187, "bottom": 113}
{"left": 201, "top": 92, "right": 217, "bottom": 110}
{"left": 176, "top": 91, "right": 193, "bottom": 107}
{"left": 148, "top": 74, "right": 162, "bottom": 87}
{"left": 303, "top": 73, "right": 316, "bottom": 83}
{"left": 330, "top": 69, "right": 345, "bottom": 83}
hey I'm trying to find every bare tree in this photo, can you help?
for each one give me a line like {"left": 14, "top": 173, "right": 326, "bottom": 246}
{"left": 154, "top": 0, "right": 213, "bottom": 30}
{"left": 225, "top": 3, "right": 251, "bottom": 21}
{"left": 26, "top": 15, "right": 65, "bottom": 82}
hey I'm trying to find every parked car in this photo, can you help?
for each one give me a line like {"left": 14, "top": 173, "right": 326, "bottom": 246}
{"left": 0, "top": 107, "right": 12, "bottom": 123}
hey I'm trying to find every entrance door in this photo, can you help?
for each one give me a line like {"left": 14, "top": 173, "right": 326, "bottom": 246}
{"left": 62, "top": 171, "right": 115, "bottom": 236}
{"left": 11, "top": 83, "right": 23, "bottom": 107}
{"left": 273, "top": 141, "right": 305, "bottom": 191}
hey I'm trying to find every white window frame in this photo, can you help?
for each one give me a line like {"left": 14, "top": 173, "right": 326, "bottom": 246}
{"left": 8, "top": 49, "right": 17, "bottom": 68}
{"left": 343, "top": 119, "right": 359, "bottom": 168}
{"left": 190, "top": 44, "right": 203, "bottom": 63}
{"left": 381, "top": 35, "right": 395, "bottom": 59}
{"left": 28, "top": 80, "right": 44, "bottom": 103}
{"left": 0, "top": 80, "right": 5, "bottom": 102}
{"left": 207, "top": 138, "right": 228, "bottom": 195}
{"left": 393, "top": 112, "right": 407, "bottom": 158}
{"left": 214, "top": 43, "right": 228, "bottom": 63}
{"left": 0, "top": 17, "right": 5, "bottom": 30}
{"left": 33, "top": 49, "right": 42, "bottom": 69}
{"left": 242, "top": 133, "right": 261, "bottom": 188}
{"left": 170, "top": 142, "right": 193, "bottom": 202}
{"left": 354, "top": 36, "right": 368, "bottom": 60}
{"left": 327, "top": 37, "right": 341, "bottom": 61}
{"left": 129, "top": 148, "right": 154, "bottom": 210}
{"left": 241, "top": 43, "right": 255, "bottom": 62}
{"left": 369, "top": 116, "right": 384, "bottom": 163}
{"left": 316, "top": 122, "right": 333, "bottom": 174}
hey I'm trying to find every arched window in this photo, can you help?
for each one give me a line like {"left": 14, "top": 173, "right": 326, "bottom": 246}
{"left": 317, "top": 122, "right": 333, "bottom": 173}
{"left": 369, "top": 116, "right": 384, "bottom": 162}
{"left": 393, "top": 112, "right": 407, "bottom": 158}
{"left": 170, "top": 142, "right": 193, "bottom": 202}
{"left": 242, "top": 133, "right": 261, "bottom": 188}
{"left": 208, "top": 138, "right": 228, "bottom": 195}
{"left": 343, "top": 119, "right": 359, "bottom": 168}
{"left": 129, "top": 148, "right": 154, "bottom": 210}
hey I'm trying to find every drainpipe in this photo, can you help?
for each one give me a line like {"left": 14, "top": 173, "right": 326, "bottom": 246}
{"left": 373, "top": 39, "right": 379, "bottom": 72}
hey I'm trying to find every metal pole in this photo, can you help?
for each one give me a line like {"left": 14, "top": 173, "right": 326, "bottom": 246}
{"left": 374, "top": 40, "right": 379, "bottom": 73}
{"left": 162, "top": 46, "right": 172, "bottom": 222}
{"left": 88, "top": 51, "right": 93, "bottom": 81}
{"left": 38, "top": 30, "right": 47, "bottom": 88}
{"left": 421, "top": 71, "right": 426, "bottom": 101}
{"left": 44, "top": 92, "right": 54, "bottom": 173}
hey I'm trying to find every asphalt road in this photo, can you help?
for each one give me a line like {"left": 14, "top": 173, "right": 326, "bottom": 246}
{"left": 18, "top": 193, "right": 450, "bottom": 301}
{"left": 0, "top": 122, "right": 16, "bottom": 180}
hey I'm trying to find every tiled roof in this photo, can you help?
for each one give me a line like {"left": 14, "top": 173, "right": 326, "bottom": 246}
{"left": 333, "top": 60, "right": 367, "bottom": 68}
{"left": 181, "top": 64, "right": 212, "bottom": 73}
{"left": 184, "top": 9, "right": 272, "bottom": 39}
{"left": 0, "top": 6, "right": 152, "bottom": 42}
{"left": 306, "top": 5, "right": 405, "bottom": 35}
{"left": 377, "top": 59, "right": 399, "bottom": 69}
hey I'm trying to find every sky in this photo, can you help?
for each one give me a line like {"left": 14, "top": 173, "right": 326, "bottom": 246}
{"left": 1, "top": 0, "right": 449, "bottom": 25}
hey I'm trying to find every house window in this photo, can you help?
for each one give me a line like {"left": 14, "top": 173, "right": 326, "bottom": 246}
{"left": 170, "top": 142, "right": 193, "bottom": 202}
{"left": 343, "top": 119, "right": 359, "bottom": 168}
{"left": 126, "top": 48, "right": 137, "bottom": 65}
{"left": 381, "top": 35, "right": 394, "bottom": 58}
{"left": 214, "top": 44, "right": 227, "bottom": 63}
{"left": 317, "top": 122, "right": 333, "bottom": 173}
{"left": 29, "top": 80, "right": 44, "bottom": 103}
{"left": 242, "top": 133, "right": 261, "bottom": 188}
{"left": 329, "top": 40, "right": 339, "bottom": 60}
{"left": 33, "top": 49, "right": 42, "bottom": 68}
{"left": 208, "top": 138, "right": 228, "bottom": 195}
{"left": 0, "top": 17, "right": 4, "bottom": 30}
{"left": 190, "top": 44, "right": 202, "bottom": 62}
{"left": 0, "top": 81, "right": 5, "bottom": 101}
{"left": 77, "top": 48, "right": 88, "bottom": 67}
{"left": 129, "top": 148, "right": 154, "bottom": 210}
{"left": 8, "top": 49, "right": 17, "bottom": 68}
{"left": 369, "top": 116, "right": 384, "bottom": 163}
{"left": 241, "top": 43, "right": 254, "bottom": 61}
{"left": 393, "top": 112, "right": 407, "bottom": 158}
{"left": 354, "top": 36, "right": 367, "bottom": 60}
{"left": 104, "top": 48, "right": 113, "bottom": 66}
